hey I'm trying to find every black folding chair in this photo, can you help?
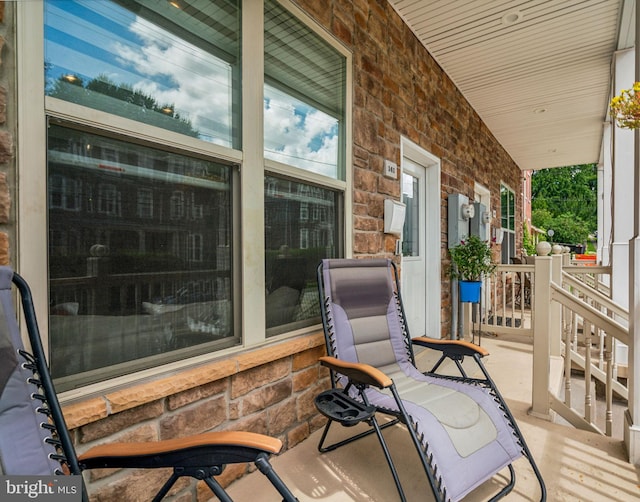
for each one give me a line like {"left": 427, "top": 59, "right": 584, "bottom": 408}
{"left": 315, "top": 258, "right": 545, "bottom": 502}
{"left": 0, "top": 267, "right": 298, "bottom": 502}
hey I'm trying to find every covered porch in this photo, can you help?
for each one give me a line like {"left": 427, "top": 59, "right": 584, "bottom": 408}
{"left": 384, "top": 0, "right": 640, "bottom": 465}
{"left": 227, "top": 2, "right": 640, "bottom": 497}
{"left": 5, "top": 1, "right": 638, "bottom": 500}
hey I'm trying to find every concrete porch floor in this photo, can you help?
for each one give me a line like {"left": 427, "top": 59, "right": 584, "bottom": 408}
{"left": 227, "top": 333, "right": 640, "bottom": 501}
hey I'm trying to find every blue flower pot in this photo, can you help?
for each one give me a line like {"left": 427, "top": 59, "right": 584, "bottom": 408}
{"left": 459, "top": 281, "right": 481, "bottom": 303}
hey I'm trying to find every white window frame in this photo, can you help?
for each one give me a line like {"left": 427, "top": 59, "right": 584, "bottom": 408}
{"left": 299, "top": 228, "right": 309, "bottom": 249}
{"left": 188, "top": 233, "right": 204, "bottom": 262}
{"left": 300, "top": 202, "right": 309, "bottom": 221}
{"left": 17, "top": 0, "right": 351, "bottom": 397}
{"left": 170, "top": 191, "right": 185, "bottom": 220}
{"left": 97, "top": 183, "right": 120, "bottom": 216}
{"left": 49, "top": 174, "right": 81, "bottom": 211}
{"left": 137, "top": 188, "right": 153, "bottom": 219}
{"left": 501, "top": 183, "right": 517, "bottom": 263}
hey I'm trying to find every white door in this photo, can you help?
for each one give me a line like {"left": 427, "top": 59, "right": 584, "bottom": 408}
{"left": 402, "top": 160, "right": 426, "bottom": 336}
{"left": 401, "top": 140, "right": 441, "bottom": 338}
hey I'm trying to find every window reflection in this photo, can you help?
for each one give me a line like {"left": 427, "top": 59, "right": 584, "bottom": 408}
{"left": 44, "top": 0, "right": 240, "bottom": 147}
{"left": 264, "top": 0, "right": 346, "bottom": 179}
{"left": 264, "top": 176, "right": 339, "bottom": 334}
{"left": 47, "top": 125, "right": 236, "bottom": 389}
{"left": 402, "top": 173, "right": 419, "bottom": 257}
{"left": 264, "top": 85, "right": 340, "bottom": 178}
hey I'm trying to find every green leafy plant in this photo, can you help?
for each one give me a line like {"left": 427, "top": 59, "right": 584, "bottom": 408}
{"left": 449, "top": 235, "right": 496, "bottom": 281}
{"left": 522, "top": 222, "right": 536, "bottom": 256}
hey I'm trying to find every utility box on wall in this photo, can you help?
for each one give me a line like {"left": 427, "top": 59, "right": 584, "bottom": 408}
{"left": 384, "top": 199, "right": 406, "bottom": 235}
{"left": 448, "top": 193, "right": 473, "bottom": 249}
{"left": 470, "top": 202, "right": 490, "bottom": 241}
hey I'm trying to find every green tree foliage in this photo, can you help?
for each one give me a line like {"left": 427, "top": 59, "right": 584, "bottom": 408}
{"left": 449, "top": 235, "right": 496, "bottom": 281}
{"left": 531, "top": 208, "right": 553, "bottom": 231}
{"left": 548, "top": 213, "right": 591, "bottom": 244}
{"left": 47, "top": 74, "right": 200, "bottom": 138}
{"left": 522, "top": 222, "right": 536, "bottom": 255}
{"left": 531, "top": 164, "right": 597, "bottom": 245}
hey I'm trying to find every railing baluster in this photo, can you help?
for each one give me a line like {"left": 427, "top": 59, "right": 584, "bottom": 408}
{"left": 571, "top": 310, "right": 578, "bottom": 352}
{"left": 509, "top": 270, "right": 515, "bottom": 319}
{"left": 491, "top": 276, "right": 497, "bottom": 325}
{"left": 584, "top": 318, "right": 593, "bottom": 426}
{"left": 564, "top": 311, "right": 572, "bottom": 408}
{"left": 552, "top": 263, "right": 627, "bottom": 438}
{"left": 598, "top": 325, "right": 605, "bottom": 370}
{"left": 605, "top": 332, "right": 613, "bottom": 437}
{"left": 502, "top": 270, "right": 508, "bottom": 324}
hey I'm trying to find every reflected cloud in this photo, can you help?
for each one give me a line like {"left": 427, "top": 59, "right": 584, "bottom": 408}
{"left": 265, "top": 86, "right": 339, "bottom": 178}
{"left": 115, "top": 16, "right": 233, "bottom": 145}
{"left": 45, "top": 0, "right": 339, "bottom": 168}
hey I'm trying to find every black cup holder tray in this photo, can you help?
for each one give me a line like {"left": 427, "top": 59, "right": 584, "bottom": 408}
{"left": 315, "top": 389, "right": 376, "bottom": 426}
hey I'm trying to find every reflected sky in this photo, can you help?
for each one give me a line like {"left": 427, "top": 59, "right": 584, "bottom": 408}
{"left": 44, "top": 0, "right": 338, "bottom": 176}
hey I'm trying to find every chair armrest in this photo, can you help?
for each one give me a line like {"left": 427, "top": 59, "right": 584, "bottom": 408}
{"left": 319, "top": 356, "right": 392, "bottom": 389}
{"left": 412, "top": 337, "right": 489, "bottom": 358}
{"left": 78, "top": 431, "right": 283, "bottom": 469}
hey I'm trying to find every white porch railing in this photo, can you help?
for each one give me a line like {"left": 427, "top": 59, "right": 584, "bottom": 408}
{"left": 479, "top": 263, "right": 535, "bottom": 336}
{"left": 470, "top": 253, "right": 629, "bottom": 438}
{"left": 530, "top": 255, "right": 628, "bottom": 437}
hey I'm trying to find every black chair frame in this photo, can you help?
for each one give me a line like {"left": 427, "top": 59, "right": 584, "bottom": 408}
{"left": 315, "top": 259, "right": 546, "bottom": 502}
{"left": 9, "top": 271, "right": 297, "bottom": 502}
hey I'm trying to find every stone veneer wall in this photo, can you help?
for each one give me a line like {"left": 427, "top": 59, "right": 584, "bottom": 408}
{"left": 0, "top": 2, "right": 12, "bottom": 268}
{"left": 0, "top": 1, "right": 525, "bottom": 500}
{"left": 64, "top": 333, "right": 328, "bottom": 500}
{"left": 296, "top": 0, "right": 523, "bottom": 337}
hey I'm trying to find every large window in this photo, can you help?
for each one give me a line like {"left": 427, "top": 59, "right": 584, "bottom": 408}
{"left": 43, "top": 0, "right": 242, "bottom": 389}
{"left": 501, "top": 184, "right": 516, "bottom": 263}
{"left": 30, "top": 0, "right": 349, "bottom": 391}
{"left": 262, "top": 0, "right": 345, "bottom": 333}
{"left": 47, "top": 125, "right": 235, "bottom": 389}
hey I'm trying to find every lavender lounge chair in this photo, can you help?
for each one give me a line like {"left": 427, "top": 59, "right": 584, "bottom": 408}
{"left": 0, "top": 267, "right": 297, "bottom": 502}
{"left": 315, "top": 258, "right": 545, "bottom": 502}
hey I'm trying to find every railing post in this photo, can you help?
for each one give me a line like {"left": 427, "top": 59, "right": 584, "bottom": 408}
{"left": 531, "top": 242, "right": 553, "bottom": 420}
{"left": 550, "top": 251, "right": 564, "bottom": 357}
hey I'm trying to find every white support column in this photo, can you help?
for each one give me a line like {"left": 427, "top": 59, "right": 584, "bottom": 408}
{"left": 626, "top": 241, "right": 640, "bottom": 464}
{"left": 612, "top": 49, "right": 635, "bottom": 373}
{"left": 531, "top": 247, "right": 553, "bottom": 420}
{"left": 624, "top": 0, "right": 640, "bottom": 465}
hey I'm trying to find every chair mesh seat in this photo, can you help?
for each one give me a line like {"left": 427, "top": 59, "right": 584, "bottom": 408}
{"left": 316, "top": 258, "right": 545, "bottom": 502}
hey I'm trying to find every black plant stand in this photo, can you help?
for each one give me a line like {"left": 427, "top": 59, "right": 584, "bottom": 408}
{"left": 471, "top": 295, "right": 482, "bottom": 345}
{"left": 460, "top": 284, "right": 482, "bottom": 346}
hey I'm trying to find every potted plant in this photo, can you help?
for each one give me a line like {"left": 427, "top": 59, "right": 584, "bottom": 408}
{"left": 449, "top": 235, "right": 496, "bottom": 303}
{"left": 610, "top": 82, "right": 640, "bottom": 129}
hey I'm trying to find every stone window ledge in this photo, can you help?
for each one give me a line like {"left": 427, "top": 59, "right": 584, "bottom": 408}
{"left": 62, "top": 331, "right": 325, "bottom": 430}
